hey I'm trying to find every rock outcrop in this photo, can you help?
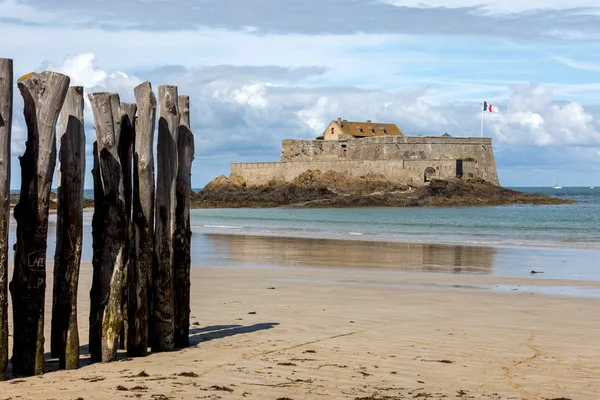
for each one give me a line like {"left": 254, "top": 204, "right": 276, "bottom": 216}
{"left": 10, "top": 192, "right": 95, "bottom": 210}
{"left": 193, "top": 170, "right": 571, "bottom": 208}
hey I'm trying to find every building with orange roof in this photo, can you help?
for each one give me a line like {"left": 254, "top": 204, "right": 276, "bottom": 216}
{"left": 323, "top": 118, "right": 403, "bottom": 140}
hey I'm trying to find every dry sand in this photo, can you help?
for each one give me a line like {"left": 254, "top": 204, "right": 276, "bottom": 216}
{"left": 2, "top": 258, "right": 600, "bottom": 399}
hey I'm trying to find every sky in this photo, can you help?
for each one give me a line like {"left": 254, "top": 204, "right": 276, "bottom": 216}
{"left": 1, "top": 0, "right": 599, "bottom": 188}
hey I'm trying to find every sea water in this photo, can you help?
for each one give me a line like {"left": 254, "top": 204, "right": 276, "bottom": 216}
{"left": 185, "top": 187, "right": 600, "bottom": 283}
{"left": 192, "top": 187, "right": 600, "bottom": 249}
{"left": 7, "top": 187, "right": 600, "bottom": 282}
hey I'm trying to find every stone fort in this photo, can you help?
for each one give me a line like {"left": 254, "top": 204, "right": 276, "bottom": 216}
{"left": 231, "top": 118, "right": 499, "bottom": 186}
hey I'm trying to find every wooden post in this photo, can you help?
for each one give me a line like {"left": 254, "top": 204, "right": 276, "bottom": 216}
{"left": 174, "top": 95, "right": 194, "bottom": 348}
{"left": 128, "top": 82, "right": 155, "bottom": 356}
{"left": 11, "top": 71, "right": 70, "bottom": 376}
{"left": 152, "top": 85, "right": 179, "bottom": 352}
{"left": 118, "top": 103, "right": 136, "bottom": 351}
{"left": 88, "top": 92, "right": 127, "bottom": 363}
{"left": 89, "top": 141, "right": 103, "bottom": 361}
{"left": 0, "top": 58, "right": 12, "bottom": 381}
{"left": 50, "top": 86, "right": 85, "bottom": 370}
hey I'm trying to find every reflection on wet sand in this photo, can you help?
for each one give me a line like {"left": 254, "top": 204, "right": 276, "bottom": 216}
{"left": 204, "top": 234, "right": 496, "bottom": 274}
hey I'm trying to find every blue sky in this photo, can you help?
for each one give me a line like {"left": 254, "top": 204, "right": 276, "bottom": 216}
{"left": 1, "top": 0, "right": 599, "bottom": 188}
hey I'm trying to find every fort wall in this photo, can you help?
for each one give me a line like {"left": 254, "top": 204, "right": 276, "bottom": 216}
{"left": 281, "top": 136, "right": 494, "bottom": 162}
{"left": 231, "top": 136, "right": 499, "bottom": 187}
{"left": 232, "top": 159, "right": 485, "bottom": 186}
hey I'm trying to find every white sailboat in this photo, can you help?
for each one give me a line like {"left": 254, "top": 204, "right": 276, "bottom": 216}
{"left": 553, "top": 178, "right": 562, "bottom": 189}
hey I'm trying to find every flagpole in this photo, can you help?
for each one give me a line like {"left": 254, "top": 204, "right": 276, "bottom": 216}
{"left": 480, "top": 102, "right": 484, "bottom": 137}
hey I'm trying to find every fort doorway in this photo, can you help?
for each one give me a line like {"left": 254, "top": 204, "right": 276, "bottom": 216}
{"left": 424, "top": 167, "right": 436, "bottom": 182}
{"left": 456, "top": 160, "right": 463, "bottom": 178}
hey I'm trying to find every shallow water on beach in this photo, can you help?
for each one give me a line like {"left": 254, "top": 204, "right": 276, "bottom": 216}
{"left": 7, "top": 186, "right": 600, "bottom": 290}
{"left": 192, "top": 233, "right": 600, "bottom": 280}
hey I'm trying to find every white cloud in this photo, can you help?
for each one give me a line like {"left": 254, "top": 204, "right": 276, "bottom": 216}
{"left": 5, "top": 0, "right": 600, "bottom": 43}
{"left": 552, "top": 56, "right": 600, "bottom": 72}
{"left": 296, "top": 87, "right": 452, "bottom": 136}
{"left": 490, "top": 84, "right": 600, "bottom": 146}
{"left": 0, "top": 0, "right": 57, "bottom": 23}
{"left": 38, "top": 53, "right": 143, "bottom": 129}
{"left": 42, "top": 52, "right": 109, "bottom": 88}
{"left": 382, "top": 0, "right": 600, "bottom": 14}
{"left": 0, "top": 22, "right": 404, "bottom": 75}
{"left": 44, "top": 53, "right": 596, "bottom": 154}
{"left": 42, "top": 53, "right": 141, "bottom": 95}
{"left": 230, "top": 84, "right": 269, "bottom": 109}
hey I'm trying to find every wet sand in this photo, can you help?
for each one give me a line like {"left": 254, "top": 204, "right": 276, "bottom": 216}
{"left": 200, "top": 233, "right": 600, "bottom": 283}
{"left": 2, "top": 239, "right": 600, "bottom": 399}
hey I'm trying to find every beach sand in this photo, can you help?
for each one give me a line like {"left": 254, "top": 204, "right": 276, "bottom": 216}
{"left": 3, "top": 247, "right": 600, "bottom": 399}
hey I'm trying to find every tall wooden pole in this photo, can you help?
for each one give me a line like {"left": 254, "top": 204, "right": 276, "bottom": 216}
{"left": 88, "top": 92, "right": 127, "bottom": 363}
{"left": 152, "top": 85, "right": 179, "bottom": 352}
{"left": 51, "top": 86, "right": 85, "bottom": 370}
{"left": 0, "top": 58, "right": 12, "bottom": 381}
{"left": 174, "top": 95, "right": 194, "bottom": 348}
{"left": 128, "top": 82, "right": 155, "bottom": 356}
{"left": 11, "top": 71, "right": 70, "bottom": 376}
{"left": 118, "top": 103, "right": 136, "bottom": 351}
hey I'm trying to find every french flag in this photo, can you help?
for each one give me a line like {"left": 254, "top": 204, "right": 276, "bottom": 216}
{"left": 483, "top": 101, "right": 498, "bottom": 113}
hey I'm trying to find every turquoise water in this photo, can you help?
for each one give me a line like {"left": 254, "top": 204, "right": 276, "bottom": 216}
{"left": 191, "top": 187, "right": 600, "bottom": 249}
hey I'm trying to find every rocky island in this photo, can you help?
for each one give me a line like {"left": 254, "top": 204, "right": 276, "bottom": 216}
{"left": 194, "top": 118, "right": 571, "bottom": 208}
{"left": 193, "top": 170, "right": 571, "bottom": 208}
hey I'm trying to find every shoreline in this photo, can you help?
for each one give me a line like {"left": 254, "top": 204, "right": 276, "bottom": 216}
{"left": 195, "top": 232, "right": 600, "bottom": 286}
{"left": 7, "top": 213, "right": 600, "bottom": 283}
{"left": 3, "top": 262, "right": 600, "bottom": 399}
{"left": 194, "top": 225, "right": 600, "bottom": 251}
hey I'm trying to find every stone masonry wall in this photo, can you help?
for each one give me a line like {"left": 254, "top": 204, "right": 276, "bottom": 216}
{"left": 231, "top": 136, "right": 499, "bottom": 187}
{"left": 277, "top": 136, "right": 498, "bottom": 184}
{"left": 281, "top": 136, "right": 493, "bottom": 162}
{"left": 232, "top": 159, "right": 470, "bottom": 186}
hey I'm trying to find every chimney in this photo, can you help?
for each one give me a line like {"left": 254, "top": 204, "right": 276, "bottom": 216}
{"left": 337, "top": 117, "right": 342, "bottom": 124}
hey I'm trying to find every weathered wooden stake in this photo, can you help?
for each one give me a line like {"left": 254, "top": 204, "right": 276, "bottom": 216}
{"left": 89, "top": 140, "right": 102, "bottom": 360}
{"left": 174, "top": 95, "right": 194, "bottom": 348}
{"left": 128, "top": 82, "right": 156, "bottom": 356}
{"left": 152, "top": 85, "right": 179, "bottom": 352}
{"left": 50, "top": 86, "right": 85, "bottom": 370}
{"left": 88, "top": 92, "right": 127, "bottom": 363}
{"left": 0, "top": 58, "right": 12, "bottom": 381}
{"left": 118, "top": 103, "right": 136, "bottom": 351}
{"left": 11, "top": 71, "right": 70, "bottom": 376}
